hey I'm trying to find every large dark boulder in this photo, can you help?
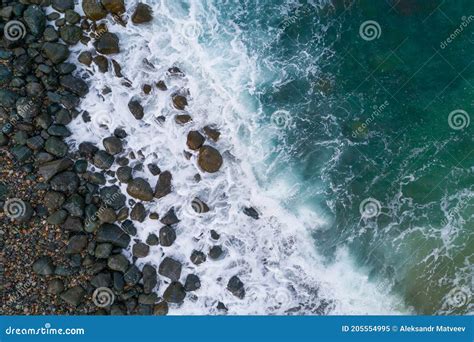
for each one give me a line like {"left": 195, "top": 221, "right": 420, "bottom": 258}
{"left": 198, "top": 145, "right": 223, "bottom": 173}
{"left": 94, "top": 32, "right": 119, "bottom": 54}
{"left": 96, "top": 223, "right": 130, "bottom": 248}
{"left": 158, "top": 257, "right": 182, "bottom": 281}
{"left": 131, "top": 3, "right": 153, "bottom": 24}
{"left": 60, "top": 75, "right": 88, "bottom": 97}
{"left": 163, "top": 282, "right": 186, "bottom": 303}
{"left": 227, "top": 275, "right": 245, "bottom": 299}
{"left": 42, "top": 42, "right": 70, "bottom": 64}
{"left": 23, "top": 5, "right": 46, "bottom": 37}
{"left": 82, "top": 0, "right": 107, "bottom": 21}
{"left": 127, "top": 178, "right": 153, "bottom": 201}
{"left": 154, "top": 171, "right": 172, "bottom": 198}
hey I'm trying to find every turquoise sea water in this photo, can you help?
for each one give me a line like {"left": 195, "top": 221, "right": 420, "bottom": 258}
{"left": 215, "top": 0, "right": 473, "bottom": 314}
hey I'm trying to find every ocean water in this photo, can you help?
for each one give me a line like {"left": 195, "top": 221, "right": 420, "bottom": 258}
{"left": 69, "top": 0, "right": 473, "bottom": 314}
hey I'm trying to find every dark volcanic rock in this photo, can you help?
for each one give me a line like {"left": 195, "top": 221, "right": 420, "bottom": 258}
{"left": 0, "top": 89, "right": 19, "bottom": 108}
{"left": 172, "top": 94, "right": 187, "bottom": 110}
{"left": 59, "top": 25, "right": 83, "bottom": 45}
{"left": 163, "top": 282, "right": 186, "bottom": 303}
{"left": 52, "top": 0, "right": 75, "bottom": 12}
{"left": 190, "top": 250, "right": 206, "bottom": 265}
{"left": 93, "top": 55, "right": 108, "bottom": 73}
{"left": 23, "top": 5, "right": 46, "bottom": 37}
{"left": 60, "top": 75, "right": 89, "bottom": 97}
{"left": 131, "top": 3, "right": 153, "bottom": 24}
{"left": 93, "top": 150, "right": 114, "bottom": 169}
{"left": 61, "top": 216, "right": 83, "bottom": 232}
{"left": 94, "top": 32, "right": 120, "bottom": 54}
{"left": 184, "top": 274, "right": 201, "bottom": 291}
{"left": 50, "top": 171, "right": 79, "bottom": 195}
{"left": 198, "top": 145, "right": 223, "bottom": 173}
{"left": 142, "top": 264, "right": 157, "bottom": 294}
{"left": 209, "top": 245, "right": 224, "bottom": 260}
{"left": 60, "top": 285, "right": 85, "bottom": 306}
{"left": 243, "top": 206, "right": 260, "bottom": 219}
{"left": 186, "top": 130, "right": 205, "bottom": 150}
{"left": 227, "top": 275, "right": 245, "bottom": 299}
{"left": 83, "top": 0, "right": 107, "bottom": 21}
{"left": 154, "top": 171, "right": 172, "bottom": 198}
{"left": 38, "top": 158, "right": 73, "bottom": 181}
{"left": 160, "top": 208, "right": 179, "bottom": 225}
{"left": 45, "top": 137, "right": 68, "bottom": 157}
{"left": 42, "top": 42, "right": 70, "bottom": 64}
{"left": 103, "top": 136, "right": 123, "bottom": 155}
{"left": 158, "top": 257, "right": 182, "bottom": 281}
{"left": 79, "top": 141, "right": 98, "bottom": 159}
{"left": 128, "top": 99, "right": 144, "bottom": 119}
{"left": 132, "top": 242, "right": 149, "bottom": 258}
{"left": 203, "top": 125, "right": 221, "bottom": 141}
{"left": 107, "top": 254, "right": 129, "bottom": 272}
{"left": 32, "top": 256, "right": 55, "bottom": 275}
{"left": 130, "top": 202, "right": 146, "bottom": 222}
{"left": 65, "top": 235, "right": 88, "bottom": 254}
{"left": 124, "top": 265, "right": 141, "bottom": 285}
{"left": 78, "top": 51, "right": 93, "bottom": 66}
{"left": 97, "top": 223, "right": 130, "bottom": 248}
{"left": 159, "top": 225, "right": 176, "bottom": 247}
{"left": 127, "top": 178, "right": 153, "bottom": 201}
{"left": 101, "top": 0, "right": 125, "bottom": 14}
{"left": 116, "top": 166, "right": 132, "bottom": 183}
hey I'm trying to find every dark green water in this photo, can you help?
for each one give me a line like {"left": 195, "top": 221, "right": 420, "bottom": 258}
{"left": 227, "top": 0, "right": 473, "bottom": 314}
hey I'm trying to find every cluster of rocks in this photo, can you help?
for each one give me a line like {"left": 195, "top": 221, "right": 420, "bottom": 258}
{"left": 1, "top": 0, "right": 253, "bottom": 315}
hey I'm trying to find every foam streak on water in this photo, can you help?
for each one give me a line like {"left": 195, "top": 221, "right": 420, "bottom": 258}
{"left": 68, "top": 0, "right": 407, "bottom": 314}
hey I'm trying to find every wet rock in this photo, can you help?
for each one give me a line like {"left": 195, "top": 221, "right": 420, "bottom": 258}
{"left": 49, "top": 210, "right": 68, "bottom": 225}
{"left": 154, "top": 171, "right": 172, "bottom": 199}
{"left": 38, "top": 158, "right": 73, "bottom": 181}
{"left": 107, "top": 254, "right": 129, "bottom": 272}
{"left": 61, "top": 216, "right": 83, "bottom": 232}
{"left": 97, "top": 223, "right": 130, "bottom": 248}
{"left": 124, "top": 265, "right": 141, "bottom": 285}
{"left": 243, "top": 207, "right": 259, "bottom": 220}
{"left": 47, "top": 279, "right": 64, "bottom": 294}
{"left": 217, "top": 302, "right": 228, "bottom": 312}
{"left": 147, "top": 163, "right": 160, "bottom": 175}
{"left": 97, "top": 207, "right": 116, "bottom": 223}
{"left": 153, "top": 302, "right": 168, "bottom": 315}
{"left": 127, "top": 178, "right": 154, "bottom": 201}
{"left": 48, "top": 124, "right": 72, "bottom": 137}
{"left": 0, "top": 65, "right": 12, "bottom": 86}
{"left": 66, "top": 235, "right": 88, "bottom": 254}
{"left": 32, "top": 256, "right": 55, "bottom": 275}
{"left": 116, "top": 166, "right": 132, "bottom": 183}
{"left": 156, "top": 80, "right": 167, "bottom": 91}
{"left": 59, "top": 25, "right": 83, "bottom": 45}
{"left": 227, "top": 275, "right": 245, "bottom": 299}
{"left": 198, "top": 145, "right": 223, "bottom": 173}
{"left": 95, "top": 243, "right": 113, "bottom": 258}
{"left": 184, "top": 274, "right": 201, "bottom": 291}
{"left": 52, "top": 0, "right": 75, "bottom": 12}
{"left": 50, "top": 171, "right": 79, "bottom": 195}
{"left": 138, "top": 293, "right": 158, "bottom": 305}
{"left": 132, "top": 242, "right": 149, "bottom": 258}
{"left": 60, "top": 75, "right": 89, "bottom": 97}
{"left": 65, "top": 10, "right": 81, "bottom": 24}
{"left": 79, "top": 141, "right": 98, "bottom": 159}
{"left": 158, "top": 257, "right": 181, "bottom": 281}
{"left": 209, "top": 245, "right": 223, "bottom": 260}
{"left": 93, "top": 150, "right": 114, "bottom": 169}
{"left": 128, "top": 99, "right": 144, "bottom": 120}
{"left": 146, "top": 233, "right": 159, "bottom": 246}
{"left": 210, "top": 230, "right": 220, "bottom": 240}
{"left": 63, "top": 194, "right": 85, "bottom": 217}
{"left": 163, "top": 282, "right": 186, "bottom": 303}
{"left": 90, "top": 272, "right": 111, "bottom": 288}
{"left": 82, "top": 0, "right": 107, "bottom": 21}
{"left": 130, "top": 202, "right": 146, "bottom": 222}
{"left": 172, "top": 94, "right": 187, "bottom": 110}
{"left": 111, "top": 59, "right": 123, "bottom": 77}
{"left": 103, "top": 136, "right": 123, "bottom": 155}
{"left": 93, "top": 55, "right": 108, "bottom": 73}
{"left": 42, "top": 42, "right": 70, "bottom": 64}
{"left": 175, "top": 114, "right": 192, "bottom": 125}
{"left": 131, "top": 3, "right": 153, "bottom": 24}
{"left": 142, "top": 84, "right": 152, "bottom": 94}
{"left": 190, "top": 250, "right": 206, "bottom": 265}
{"left": 101, "top": 0, "right": 125, "bottom": 14}
{"left": 60, "top": 285, "right": 85, "bottom": 306}
{"left": 186, "top": 130, "right": 205, "bottom": 150}
{"left": 78, "top": 51, "right": 93, "bottom": 66}
{"left": 23, "top": 5, "right": 46, "bottom": 37}
{"left": 160, "top": 208, "right": 179, "bottom": 225}
{"left": 159, "top": 225, "right": 176, "bottom": 247}
{"left": 94, "top": 32, "right": 120, "bottom": 54}
{"left": 45, "top": 136, "right": 68, "bottom": 157}
{"left": 142, "top": 264, "right": 157, "bottom": 294}
{"left": 203, "top": 125, "right": 221, "bottom": 141}
{"left": 43, "top": 191, "right": 66, "bottom": 212}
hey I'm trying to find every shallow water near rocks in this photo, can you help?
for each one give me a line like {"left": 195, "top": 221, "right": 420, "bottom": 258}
{"left": 69, "top": 0, "right": 473, "bottom": 314}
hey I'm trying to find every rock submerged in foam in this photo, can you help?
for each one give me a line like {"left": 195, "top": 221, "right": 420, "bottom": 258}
{"left": 198, "top": 145, "right": 223, "bottom": 173}
{"left": 131, "top": 3, "right": 153, "bottom": 24}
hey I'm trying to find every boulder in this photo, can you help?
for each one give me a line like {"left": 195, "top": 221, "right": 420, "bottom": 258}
{"left": 42, "top": 42, "right": 69, "bottom": 64}
{"left": 32, "top": 256, "right": 55, "bottom": 275}
{"left": 107, "top": 254, "right": 129, "bottom": 272}
{"left": 82, "top": 0, "right": 107, "bottom": 21}
{"left": 163, "top": 282, "right": 186, "bottom": 303}
{"left": 227, "top": 275, "right": 245, "bottom": 299}
{"left": 154, "top": 171, "right": 172, "bottom": 198}
{"left": 128, "top": 99, "right": 144, "bottom": 119}
{"left": 65, "top": 235, "right": 88, "bottom": 254}
{"left": 172, "top": 94, "right": 187, "bottom": 110}
{"left": 101, "top": 0, "right": 125, "bottom": 14}
{"left": 158, "top": 257, "right": 181, "bottom": 281}
{"left": 60, "top": 285, "right": 85, "bottom": 306}
{"left": 186, "top": 130, "right": 205, "bottom": 150}
{"left": 103, "top": 136, "right": 123, "bottom": 155}
{"left": 94, "top": 32, "right": 119, "bottom": 54}
{"left": 60, "top": 75, "right": 89, "bottom": 97}
{"left": 142, "top": 264, "right": 157, "bottom": 294}
{"left": 198, "top": 145, "right": 223, "bottom": 173}
{"left": 131, "top": 3, "right": 153, "bottom": 24}
{"left": 159, "top": 225, "right": 176, "bottom": 247}
{"left": 96, "top": 223, "right": 130, "bottom": 248}
{"left": 132, "top": 242, "right": 149, "bottom": 258}
{"left": 184, "top": 274, "right": 201, "bottom": 291}
{"left": 23, "top": 5, "right": 46, "bottom": 37}
{"left": 38, "top": 158, "right": 73, "bottom": 181}
{"left": 50, "top": 171, "right": 79, "bottom": 195}
{"left": 127, "top": 178, "right": 154, "bottom": 201}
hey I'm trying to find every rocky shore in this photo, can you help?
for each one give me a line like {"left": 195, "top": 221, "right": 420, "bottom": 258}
{"left": 0, "top": 0, "right": 254, "bottom": 315}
